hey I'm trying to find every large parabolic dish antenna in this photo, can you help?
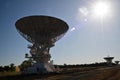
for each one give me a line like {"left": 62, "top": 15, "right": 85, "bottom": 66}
{"left": 15, "top": 16, "right": 69, "bottom": 45}
{"left": 15, "top": 15, "right": 69, "bottom": 74}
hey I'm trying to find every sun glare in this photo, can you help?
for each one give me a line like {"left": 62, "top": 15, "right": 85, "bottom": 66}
{"left": 78, "top": 1, "right": 112, "bottom": 22}
{"left": 93, "top": 1, "right": 110, "bottom": 18}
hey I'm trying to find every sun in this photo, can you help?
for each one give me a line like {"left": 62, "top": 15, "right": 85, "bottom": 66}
{"left": 92, "top": 1, "right": 110, "bottom": 18}
{"left": 78, "top": 1, "right": 111, "bottom": 21}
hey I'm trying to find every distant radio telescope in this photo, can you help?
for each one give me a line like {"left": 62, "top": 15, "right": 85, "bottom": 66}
{"left": 15, "top": 15, "right": 69, "bottom": 74}
{"left": 115, "top": 61, "right": 120, "bottom": 65}
{"left": 104, "top": 56, "right": 114, "bottom": 66}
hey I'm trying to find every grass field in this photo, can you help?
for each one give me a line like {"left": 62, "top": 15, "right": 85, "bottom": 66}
{"left": 0, "top": 66, "right": 120, "bottom": 80}
{"left": 0, "top": 72, "right": 20, "bottom": 77}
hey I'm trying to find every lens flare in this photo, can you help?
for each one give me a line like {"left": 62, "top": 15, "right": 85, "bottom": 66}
{"left": 92, "top": 1, "right": 110, "bottom": 17}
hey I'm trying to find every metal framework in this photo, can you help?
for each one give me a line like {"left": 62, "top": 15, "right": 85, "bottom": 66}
{"left": 104, "top": 56, "right": 114, "bottom": 66}
{"left": 15, "top": 15, "right": 69, "bottom": 73}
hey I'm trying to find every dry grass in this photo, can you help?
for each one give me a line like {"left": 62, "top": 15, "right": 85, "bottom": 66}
{"left": 44, "top": 66, "right": 120, "bottom": 80}
{"left": 0, "top": 72, "right": 20, "bottom": 77}
{"left": 0, "top": 66, "right": 120, "bottom": 80}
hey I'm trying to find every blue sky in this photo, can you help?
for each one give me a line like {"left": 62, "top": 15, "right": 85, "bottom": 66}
{"left": 0, "top": 0, "right": 120, "bottom": 66}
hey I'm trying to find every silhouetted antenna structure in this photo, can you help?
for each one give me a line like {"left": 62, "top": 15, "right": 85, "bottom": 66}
{"left": 115, "top": 60, "right": 120, "bottom": 65}
{"left": 15, "top": 15, "right": 69, "bottom": 74}
{"left": 104, "top": 56, "right": 114, "bottom": 66}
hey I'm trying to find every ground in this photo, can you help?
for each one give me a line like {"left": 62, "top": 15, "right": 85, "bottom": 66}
{"left": 0, "top": 66, "right": 120, "bottom": 80}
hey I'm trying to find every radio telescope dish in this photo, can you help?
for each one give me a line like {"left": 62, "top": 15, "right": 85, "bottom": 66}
{"left": 15, "top": 16, "right": 69, "bottom": 45}
{"left": 104, "top": 56, "right": 114, "bottom": 66}
{"left": 15, "top": 15, "right": 69, "bottom": 74}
